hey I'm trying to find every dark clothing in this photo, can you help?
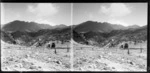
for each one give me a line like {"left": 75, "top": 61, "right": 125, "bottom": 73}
{"left": 120, "top": 45, "right": 124, "bottom": 48}
{"left": 124, "top": 43, "right": 128, "bottom": 49}
{"left": 47, "top": 44, "right": 51, "bottom": 48}
{"left": 51, "top": 43, "right": 55, "bottom": 48}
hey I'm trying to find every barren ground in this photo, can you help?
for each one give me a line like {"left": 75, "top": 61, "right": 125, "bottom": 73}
{"left": 1, "top": 41, "right": 71, "bottom": 71}
{"left": 1, "top": 40, "right": 147, "bottom": 71}
{"left": 73, "top": 41, "right": 147, "bottom": 71}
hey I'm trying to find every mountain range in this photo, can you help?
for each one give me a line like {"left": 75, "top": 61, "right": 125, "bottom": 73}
{"left": 1, "top": 20, "right": 147, "bottom": 47}
{"left": 74, "top": 21, "right": 140, "bottom": 33}
{"left": 1, "top": 20, "right": 67, "bottom": 33}
{"left": 73, "top": 25, "right": 147, "bottom": 46}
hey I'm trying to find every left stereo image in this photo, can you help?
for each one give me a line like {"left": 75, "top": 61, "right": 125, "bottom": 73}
{"left": 1, "top": 3, "right": 72, "bottom": 71}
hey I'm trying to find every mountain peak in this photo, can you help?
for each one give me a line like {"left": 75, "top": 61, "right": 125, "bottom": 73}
{"left": 127, "top": 24, "right": 140, "bottom": 29}
{"left": 74, "top": 20, "right": 114, "bottom": 33}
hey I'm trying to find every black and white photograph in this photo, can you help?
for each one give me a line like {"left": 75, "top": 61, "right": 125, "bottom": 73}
{"left": 0, "top": 2, "right": 148, "bottom": 72}
{"left": 1, "top": 3, "right": 72, "bottom": 71}
{"left": 72, "top": 3, "right": 147, "bottom": 71}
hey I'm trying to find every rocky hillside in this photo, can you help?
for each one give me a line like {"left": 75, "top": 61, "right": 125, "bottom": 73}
{"left": 1, "top": 20, "right": 146, "bottom": 47}
{"left": 73, "top": 25, "right": 147, "bottom": 46}
{"left": 1, "top": 27, "right": 71, "bottom": 46}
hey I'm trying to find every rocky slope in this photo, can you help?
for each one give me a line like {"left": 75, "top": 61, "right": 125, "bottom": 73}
{"left": 73, "top": 25, "right": 147, "bottom": 46}
{"left": 1, "top": 26, "right": 71, "bottom": 46}
{"left": 1, "top": 40, "right": 71, "bottom": 71}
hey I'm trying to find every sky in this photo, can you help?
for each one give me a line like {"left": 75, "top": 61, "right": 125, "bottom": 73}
{"left": 1, "top": 3, "right": 147, "bottom": 27}
{"left": 1, "top": 3, "right": 71, "bottom": 26}
{"left": 73, "top": 3, "right": 147, "bottom": 26}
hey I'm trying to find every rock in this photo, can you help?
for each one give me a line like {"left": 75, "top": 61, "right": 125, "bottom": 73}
{"left": 88, "top": 65, "right": 92, "bottom": 68}
{"left": 65, "top": 64, "right": 70, "bottom": 68}
{"left": 64, "top": 55, "right": 69, "bottom": 57}
{"left": 25, "top": 54, "right": 30, "bottom": 58}
{"left": 103, "top": 67, "right": 111, "bottom": 70}
{"left": 88, "top": 60, "right": 92, "bottom": 63}
{"left": 104, "top": 63, "right": 107, "bottom": 66}
{"left": 129, "top": 62, "right": 134, "bottom": 65}
{"left": 139, "top": 65, "right": 145, "bottom": 69}
{"left": 9, "top": 58, "right": 14, "bottom": 61}
{"left": 127, "top": 60, "right": 134, "bottom": 65}
{"left": 31, "top": 63, "right": 34, "bottom": 65}
{"left": 14, "top": 65, "right": 18, "bottom": 68}
{"left": 103, "top": 67, "right": 107, "bottom": 70}
{"left": 5, "top": 61, "right": 9, "bottom": 64}
{"left": 93, "top": 64, "right": 97, "bottom": 69}
{"left": 79, "top": 67, "right": 82, "bottom": 70}
{"left": 112, "top": 67, "right": 115, "bottom": 69}
{"left": 38, "top": 66, "right": 41, "bottom": 69}
{"left": 82, "top": 59, "right": 87, "bottom": 62}
{"left": 98, "top": 55, "right": 102, "bottom": 59}
{"left": 15, "top": 60, "right": 19, "bottom": 62}
{"left": 5, "top": 67, "right": 8, "bottom": 70}
{"left": 18, "top": 64, "right": 23, "bottom": 68}
{"left": 56, "top": 61, "right": 61, "bottom": 65}
{"left": 19, "top": 47, "right": 21, "bottom": 49}
{"left": 29, "top": 66, "right": 36, "bottom": 69}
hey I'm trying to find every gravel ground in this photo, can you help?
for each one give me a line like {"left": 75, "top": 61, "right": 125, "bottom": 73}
{"left": 73, "top": 41, "right": 147, "bottom": 71}
{"left": 1, "top": 40, "right": 147, "bottom": 71}
{"left": 1, "top": 41, "right": 71, "bottom": 71}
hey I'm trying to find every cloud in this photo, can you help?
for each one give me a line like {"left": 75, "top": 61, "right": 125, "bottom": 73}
{"left": 34, "top": 19, "right": 56, "bottom": 26}
{"left": 16, "top": 14, "right": 21, "bottom": 19}
{"left": 27, "top": 3, "right": 58, "bottom": 26}
{"left": 88, "top": 13, "right": 94, "bottom": 19}
{"left": 100, "top": 3, "right": 131, "bottom": 17}
{"left": 28, "top": 3, "right": 58, "bottom": 17}
{"left": 107, "top": 19, "right": 129, "bottom": 26}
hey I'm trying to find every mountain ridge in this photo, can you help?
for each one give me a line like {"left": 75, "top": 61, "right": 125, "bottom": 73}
{"left": 74, "top": 21, "right": 141, "bottom": 33}
{"left": 2, "top": 20, "right": 68, "bottom": 33}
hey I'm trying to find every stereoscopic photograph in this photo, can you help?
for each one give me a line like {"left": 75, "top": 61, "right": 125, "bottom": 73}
{"left": 0, "top": 2, "right": 148, "bottom": 72}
